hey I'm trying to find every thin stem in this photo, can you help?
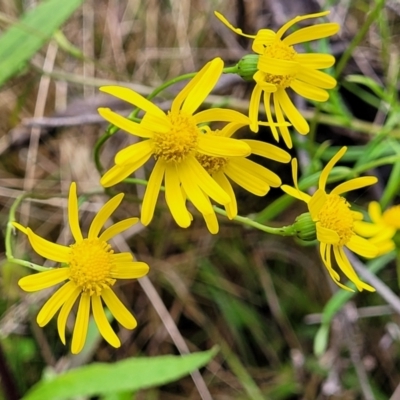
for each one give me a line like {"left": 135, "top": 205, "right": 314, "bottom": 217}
{"left": 213, "top": 207, "right": 296, "bottom": 236}
{"left": 335, "top": 0, "right": 385, "bottom": 77}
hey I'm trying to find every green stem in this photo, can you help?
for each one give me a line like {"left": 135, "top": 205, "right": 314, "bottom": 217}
{"left": 222, "top": 65, "right": 239, "bottom": 74}
{"left": 213, "top": 207, "right": 296, "bottom": 236}
{"left": 6, "top": 194, "right": 50, "bottom": 272}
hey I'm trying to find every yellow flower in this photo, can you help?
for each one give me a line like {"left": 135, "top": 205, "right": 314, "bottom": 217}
{"left": 98, "top": 58, "right": 252, "bottom": 230}
{"left": 195, "top": 121, "right": 291, "bottom": 233}
{"left": 215, "top": 11, "right": 339, "bottom": 148}
{"left": 281, "top": 147, "right": 378, "bottom": 292}
{"left": 14, "top": 183, "right": 149, "bottom": 354}
{"left": 353, "top": 201, "right": 398, "bottom": 255}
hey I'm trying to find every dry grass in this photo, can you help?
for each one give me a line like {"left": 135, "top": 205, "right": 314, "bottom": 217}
{"left": 0, "top": 0, "right": 400, "bottom": 399}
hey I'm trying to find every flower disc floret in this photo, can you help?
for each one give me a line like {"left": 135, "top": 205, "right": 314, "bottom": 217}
{"left": 153, "top": 112, "right": 199, "bottom": 163}
{"left": 215, "top": 11, "right": 339, "bottom": 148}
{"left": 14, "top": 183, "right": 149, "bottom": 354}
{"left": 318, "top": 194, "right": 353, "bottom": 246}
{"left": 69, "top": 238, "right": 116, "bottom": 295}
{"left": 281, "top": 147, "right": 378, "bottom": 292}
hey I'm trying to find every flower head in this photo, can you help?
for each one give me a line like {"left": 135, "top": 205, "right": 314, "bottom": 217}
{"left": 215, "top": 11, "right": 339, "bottom": 148}
{"left": 15, "top": 183, "right": 149, "bottom": 354}
{"left": 194, "top": 120, "right": 291, "bottom": 233}
{"left": 281, "top": 147, "right": 378, "bottom": 291}
{"left": 98, "top": 58, "right": 252, "bottom": 230}
{"left": 353, "top": 201, "right": 398, "bottom": 255}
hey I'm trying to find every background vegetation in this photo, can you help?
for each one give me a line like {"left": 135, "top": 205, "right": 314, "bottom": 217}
{"left": 0, "top": 0, "right": 399, "bottom": 399}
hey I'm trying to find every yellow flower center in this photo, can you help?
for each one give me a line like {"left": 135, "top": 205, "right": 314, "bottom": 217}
{"left": 153, "top": 111, "right": 199, "bottom": 163}
{"left": 263, "top": 41, "right": 297, "bottom": 88}
{"left": 68, "top": 238, "right": 116, "bottom": 295}
{"left": 382, "top": 205, "right": 400, "bottom": 229}
{"left": 317, "top": 194, "right": 354, "bottom": 246}
{"left": 196, "top": 153, "right": 228, "bottom": 175}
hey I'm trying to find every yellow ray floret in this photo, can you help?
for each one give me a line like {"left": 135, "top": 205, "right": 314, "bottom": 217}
{"left": 281, "top": 147, "right": 379, "bottom": 292}
{"left": 215, "top": 11, "right": 339, "bottom": 148}
{"left": 98, "top": 58, "right": 269, "bottom": 231}
{"left": 15, "top": 182, "right": 149, "bottom": 354}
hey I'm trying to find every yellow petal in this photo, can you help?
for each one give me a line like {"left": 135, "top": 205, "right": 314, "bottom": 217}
{"left": 165, "top": 164, "right": 191, "bottom": 228}
{"left": 346, "top": 235, "right": 378, "bottom": 258}
{"left": 99, "top": 218, "right": 139, "bottom": 242}
{"left": 276, "top": 11, "right": 331, "bottom": 39}
{"left": 294, "top": 53, "right": 336, "bottom": 69}
{"left": 334, "top": 246, "right": 375, "bottom": 292}
{"left": 252, "top": 29, "right": 276, "bottom": 53}
{"left": 57, "top": 286, "right": 81, "bottom": 345}
{"left": 369, "top": 201, "right": 382, "bottom": 223}
{"left": 258, "top": 56, "right": 298, "bottom": 76}
{"left": 214, "top": 171, "right": 237, "bottom": 219}
{"left": 112, "top": 261, "right": 149, "bottom": 279}
{"left": 37, "top": 281, "right": 76, "bottom": 327}
{"left": 283, "top": 23, "right": 340, "bottom": 46}
{"left": 92, "top": 295, "right": 121, "bottom": 348}
{"left": 67, "top": 182, "right": 83, "bottom": 243}
{"left": 224, "top": 160, "right": 270, "bottom": 196}
{"left": 203, "top": 212, "right": 219, "bottom": 234}
{"left": 290, "top": 79, "right": 329, "bottom": 102}
{"left": 101, "top": 287, "right": 137, "bottom": 329}
{"left": 19, "top": 268, "right": 69, "bottom": 292}
{"left": 319, "top": 146, "right": 347, "bottom": 190}
{"left": 272, "top": 92, "right": 292, "bottom": 147}
{"left": 276, "top": 89, "right": 309, "bottom": 134}
{"left": 185, "top": 157, "right": 230, "bottom": 205}
{"left": 71, "top": 292, "right": 90, "bottom": 354}
{"left": 353, "top": 221, "right": 382, "bottom": 237}
{"left": 98, "top": 108, "right": 156, "bottom": 138}
{"left": 319, "top": 242, "right": 341, "bottom": 282}
{"left": 331, "top": 176, "right": 378, "bottom": 196}
{"left": 308, "top": 189, "right": 327, "bottom": 219}
{"left": 198, "top": 135, "right": 250, "bottom": 157}
{"left": 316, "top": 223, "right": 340, "bottom": 244}
{"left": 242, "top": 140, "right": 291, "bottom": 163}
{"left": 249, "top": 84, "right": 263, "bottom": 133}
{"left": 175, "top": 58, "right": 223, "bottom": 115}
{"left": 178, "top": 165, "right": 214, "bottom": 214}
{"left": 140, "top": 112, "right": 171, "bottom": 133}
{"left": 297, "top": 66, "right": 337, "bottom": 89}
{"left": 281, "top": 184, "right": 309, "bottom": 202}
{"left": 194, "top": 109, "right": 249, "bottom": 125}
{"left": 219, "top": 122, "right": 249, "bottom": 138}
{"left": 214, "top": 11, "right": 256, "bottom": 39}
{"left": 100, "top": 162, "right": 143, "bottom": 188}
{"left": 112, "top": 252, "right": 134, "bottom": 262}
{"left": 141, "top": 159, "right": 165, "bottom": 226}
{"left": 12, "top": 222, "right": 28, "bottom": 234}
{"left": 25, "top": 228, "right": 70, "bottom": 263}
{"left": 100, "top": 86, "right": 166, "bottom": 117}
{"left": 88, "top": 193, "right": 124, "bottom": 239}
{"left": 114, "top": 140, "right": 154, "bottom": 165}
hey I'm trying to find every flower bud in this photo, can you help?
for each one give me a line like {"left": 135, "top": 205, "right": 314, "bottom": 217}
{"left": 293, "top": 212, "right": 317, "bottom": 241}
{"left": 236, "top": 54, "right": 259, "bottom": 81}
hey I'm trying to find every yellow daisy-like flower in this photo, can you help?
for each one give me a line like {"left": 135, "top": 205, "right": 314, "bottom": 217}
{"left": 281, "top": 147, "right": 378, "bottom": 292}
{"left": 215, "top": 11, "right": 339, "bottom": 148}
{"left": 14, "top": 183, "right": 149, "bottom": 354}
{"left": 98, "top": 58, "right": 252, "bottom": 230}
{"left": 353, "top": 201, "right": 398, "bottom": 255}
{"left": 195, "top": 121, "right": 291, "bottom": 233}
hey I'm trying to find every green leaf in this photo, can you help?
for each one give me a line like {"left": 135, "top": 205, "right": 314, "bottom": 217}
{"left": 0, "top": 0, "right": 85, "bottom": 87}
{"left": 22, "top": 348, "right": 218, "bottom": 400}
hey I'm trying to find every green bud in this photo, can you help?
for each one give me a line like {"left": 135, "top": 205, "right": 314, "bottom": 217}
{"left": 293, "top": 212, "right": 317, "bottom": 242}
{"left": 236, "top": 54, "right": 259, "bottom": 82}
